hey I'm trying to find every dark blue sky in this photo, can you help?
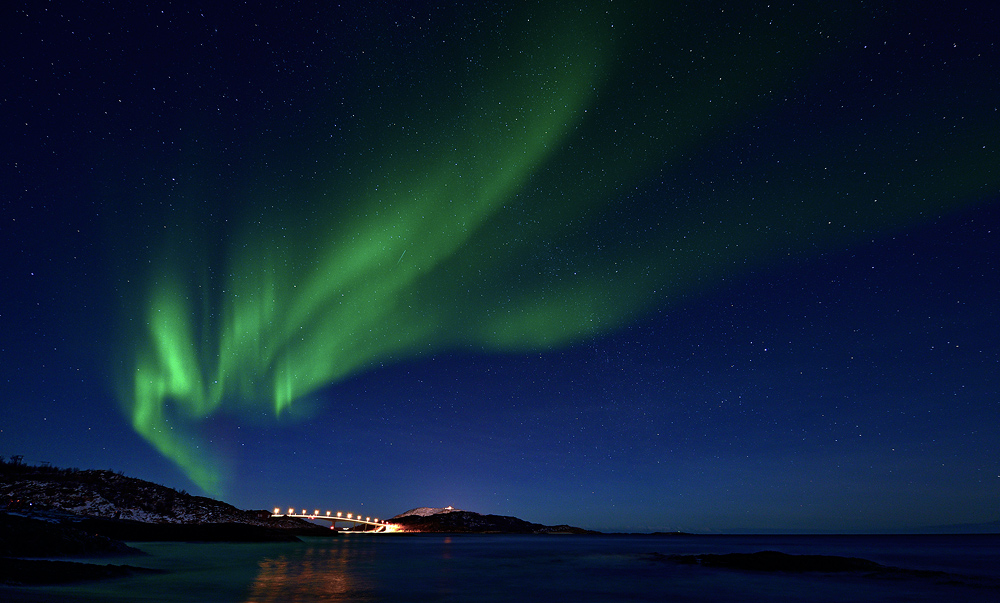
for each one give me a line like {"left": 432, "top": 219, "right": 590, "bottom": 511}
{"left": 2, "top": 1, "right": 998, "bottom": 533}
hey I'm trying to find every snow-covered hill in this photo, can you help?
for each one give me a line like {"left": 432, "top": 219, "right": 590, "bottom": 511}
{"left": 1, "top": 463, "right": 294, "bottom": 526}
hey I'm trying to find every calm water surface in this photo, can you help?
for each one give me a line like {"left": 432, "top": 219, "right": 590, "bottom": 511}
{"left": 5, "top": 534, "right": 999, "bottom": 602}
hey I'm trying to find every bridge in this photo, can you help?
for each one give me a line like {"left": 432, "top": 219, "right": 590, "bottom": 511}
{"left": 273, "top": 508, "right": 400, "bottom": 532}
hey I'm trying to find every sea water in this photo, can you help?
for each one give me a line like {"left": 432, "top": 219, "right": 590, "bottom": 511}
{"left": 4, "top": 534, "right": 999, "bottom": 602}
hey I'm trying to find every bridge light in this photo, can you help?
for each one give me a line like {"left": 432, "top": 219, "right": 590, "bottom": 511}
{"left": 288, "top": 508, "right": 294, "bottom": 515}
{"left": 337, "top": 512, "right": 342, "bottom": 517}
{"left": 273, "top": 507, "right": 280, "bottom": 514}
{"left": 302, "top": 509, "right": 307, "bottom": 515}
{"left": 366, "top": 517, "right": 371, "bottom": 522}
{"left": 347, "top": 513, "right": 353, "bottom": 519}
{"left": 374, "top": 518, "right": 378, "bottom": 523}
{"left": 314, "top": 509, "right": 320, "bottom": 515}
{"left": 326, "top": 511, "right": 331, "bottom": 516}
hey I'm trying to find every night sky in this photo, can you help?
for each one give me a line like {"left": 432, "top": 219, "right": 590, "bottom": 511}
{"left": 3, "top": 1, "right": 998, "bottom": 533}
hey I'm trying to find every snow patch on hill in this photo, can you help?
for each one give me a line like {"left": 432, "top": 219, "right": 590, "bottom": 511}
{"left": 392, "top": 506, "right": 461, "bottom": 519}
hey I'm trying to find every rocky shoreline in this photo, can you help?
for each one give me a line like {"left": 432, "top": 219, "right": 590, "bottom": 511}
{"left": 71, "top": 516, "right": 314, "bottom": 542}
{"left": 1, "top": 512, "right": 146, "bottom": 586}
{"left": 0, "top": 460, "right": 347, "bottom": 585}
{"left": 0, "top": 462, "right": 593, "bottom": 587}
{"left": 0, "top": 511, "right": 332, "bottom": 586}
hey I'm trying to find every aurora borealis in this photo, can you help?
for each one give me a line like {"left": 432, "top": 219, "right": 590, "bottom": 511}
{"left": 119, "top": 4, "right": 613, "bottom": 492}
{"left": 4, "top": 1, "right": 999, "bottom": 532}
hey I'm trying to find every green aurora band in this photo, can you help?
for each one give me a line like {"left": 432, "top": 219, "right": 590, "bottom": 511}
{"left": 116, "top": 3, "right": 999, "bottom": 494}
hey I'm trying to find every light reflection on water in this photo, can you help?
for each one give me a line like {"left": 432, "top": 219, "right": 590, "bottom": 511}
{"left": 245, "top": 543, "right": 372, "bottom": 602}
{"left": 2, "top": 534, "right": 998, "bottom": 603}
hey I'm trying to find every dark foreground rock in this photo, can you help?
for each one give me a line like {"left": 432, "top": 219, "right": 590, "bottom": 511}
{"left": 0, "top": 558, "right": 164, "bottom": 586}
{"left": 649, "top": 550, "right": 1000, "bottom": 593}
{"left": 654, "top": 550, "right": 957, "bottom": 580}
{"left": 659, "top": 551, "right": 885, "bottom": 572}
{"left": 0, "top": 513, "right": 142, "bottom": 558}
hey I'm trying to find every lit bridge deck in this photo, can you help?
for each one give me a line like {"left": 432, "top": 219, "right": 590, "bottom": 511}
{"left": 273, "top": 508, "right": 399, "bottom": 532}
